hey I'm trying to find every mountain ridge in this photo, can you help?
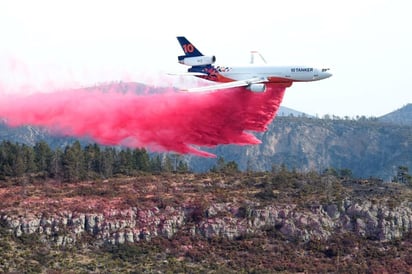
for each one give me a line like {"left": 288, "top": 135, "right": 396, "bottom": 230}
{"left": 379, "top": 103, "right": 412, "bottom": 125}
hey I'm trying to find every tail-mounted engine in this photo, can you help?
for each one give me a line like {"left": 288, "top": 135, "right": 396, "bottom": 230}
{"left": 178, "top": 55, "right": 216, "bottom": 66}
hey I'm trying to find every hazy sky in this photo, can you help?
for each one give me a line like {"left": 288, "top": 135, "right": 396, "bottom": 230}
{"left": 0, "top": 0, "right": 411, "bottom": 117}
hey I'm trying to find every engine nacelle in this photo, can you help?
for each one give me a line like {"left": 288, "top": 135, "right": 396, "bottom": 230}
{"left": 248, "top": 83, "right": 266, "bottom": 93}
{"left": 178, "top": 55, "right": 216, "bottom": 66}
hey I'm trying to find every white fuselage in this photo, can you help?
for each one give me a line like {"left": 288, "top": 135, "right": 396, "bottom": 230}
{"left": 215, "top": 65, "right": 332, "bottom": 83}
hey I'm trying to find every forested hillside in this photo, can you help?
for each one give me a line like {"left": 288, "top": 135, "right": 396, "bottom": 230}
{"left": 0, "top": 141, "right": 188, "bottom": 181}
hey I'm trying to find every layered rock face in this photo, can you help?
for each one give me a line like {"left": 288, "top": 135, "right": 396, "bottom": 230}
{"left": 2, "top": 199, "right": 411, "bottom": 245}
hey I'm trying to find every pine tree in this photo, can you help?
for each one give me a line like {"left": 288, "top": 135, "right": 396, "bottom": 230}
{"left": 12, "top": 145, "right": 25, "bottom": 177}
{"left": 116, "top": 149, "right": 133, "bottom": 175}
{"left": 150, "top": 155, "right": 163, "bottom": 172}
{"left": 100, "top": 147, "right": 115, "bottom": 178}
{"left": 62, "top": 141, "right": 85, "bottom": 182}
{"left": 22, "top": 144, "right": 36, "bottom": 174}
{"left": 394, "top": 166, "right": 412, "bottom": 185}
{"left": 0, "top": 141, "right": 13, "bottom": 176}
{"left": 176, "top": 160, "right": 189, "bottom": 173}
{"left": 50, "top": 148, "right": 63, "bottom": 179}
{"left": 132, "top": 148, "right": 150, "bottom": 172}
{"left": 83, "top": 144, "right": 101, "bottom": 177}
{"left": 162, "top": 154, "right": 174, "bottom": 173}
{"left": 34, "top": 141, "right": 53, "bottom": 175}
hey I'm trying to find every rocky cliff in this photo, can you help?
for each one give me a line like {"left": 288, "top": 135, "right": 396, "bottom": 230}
{"left": 2, "top": 198, "right": 411, "bottom": 246}
{"left": 1, "top": 174, "right": 411, "bottom": 246}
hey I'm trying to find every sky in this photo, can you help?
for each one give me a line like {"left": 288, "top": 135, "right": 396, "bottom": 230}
{"left": 0, "top": 0, "right": 411, "bottom": 117}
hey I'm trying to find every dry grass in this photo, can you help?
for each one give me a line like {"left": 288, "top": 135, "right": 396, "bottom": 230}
{"left": 0, "top": 172, "right": 410, "bottom": 218}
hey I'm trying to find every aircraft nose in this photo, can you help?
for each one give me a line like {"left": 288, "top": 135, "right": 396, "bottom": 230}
{"left": 319, "top": 68, "right": 332, "bottom": 79}
{"left": 324, "top": 72, "right": 332, "bottom": 78}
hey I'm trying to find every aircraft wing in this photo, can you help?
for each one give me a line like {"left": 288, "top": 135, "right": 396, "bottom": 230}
{"left": 167, "top": 72, "right": 208, "bottom": 76}
{"left": 185, "top": 77, "right": 268, "bottom": 92}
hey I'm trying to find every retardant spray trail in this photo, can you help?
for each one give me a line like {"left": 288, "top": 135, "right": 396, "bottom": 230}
{"left": 0, "top": 83, "right": 285, "bottom": 157}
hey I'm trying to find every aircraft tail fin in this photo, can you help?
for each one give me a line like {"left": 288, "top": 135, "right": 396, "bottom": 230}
{"left": 177, "top": 36, "right": 203, "bottom": 57}
{"left": 177, "top": 36, "right": 216, "bottom": 70}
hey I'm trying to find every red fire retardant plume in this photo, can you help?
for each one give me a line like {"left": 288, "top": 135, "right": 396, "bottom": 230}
{"left": 0, "top": 84, "right": 285, "bottom": 157}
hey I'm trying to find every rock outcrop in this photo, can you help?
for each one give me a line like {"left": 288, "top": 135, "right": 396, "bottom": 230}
{"left": 2, "top": 199, "right": 411, "bottom": 245}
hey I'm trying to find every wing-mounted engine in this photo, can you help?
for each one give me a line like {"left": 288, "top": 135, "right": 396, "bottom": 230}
{"left": 248, "top": 83, "right": 266, "bottom": 92}
{"left": 178, "top": 55, "right": 216, "bottom": 66}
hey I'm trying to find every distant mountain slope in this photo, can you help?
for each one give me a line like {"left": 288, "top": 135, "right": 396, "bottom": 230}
{"left": 277, "top": 106, "right": 311, "bottom": 117}
{"left": 83, "top": 81, "right": 173, "bottom": 94}
{"left": 0, "top": 121, "right": 80, "bottom": 149}
{"left": 187, "top": 117, "right": 412, "bottom": 180}
{"left": 379, "top": 104, "right": 412, "bottom": 125}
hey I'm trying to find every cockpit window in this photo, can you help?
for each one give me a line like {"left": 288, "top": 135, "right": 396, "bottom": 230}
{"left": 322, "top": 68, "right": 330, "bottom": 72}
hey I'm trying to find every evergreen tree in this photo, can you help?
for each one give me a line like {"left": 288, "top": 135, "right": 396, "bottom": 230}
{"left": 210, "top": 156, "right": 226, "bottom": 173}
{"left": 176, "top": 159, "right": 189, "bottom": 173}
{"left": 12, "top": 145, "right": 25, "bottom": 177}
{"left": 0, "top": 142, "right": 7, "bottom": 177}
{"left": 50, "top": 148, "right": 63, "bottom": 179}
{"left": 338, "top": 168, "right": 353, "bottom": 179}
{"left": 34, "top": 141, "right": 53, "bottom": 175}
{"left": 0, "top": 141, "right": 14, "bottom": 176}
{"left": 83, "top": 144, "right": 101, "bottom": 176}
{"left": 162, "top": 154, "right": 174, "bottom": 173}
{"left": 116, "top": 148, "right": 133, "bottom": 175}
{"left": 100, "top": 147, "right": 115, "bottom": 178}
{"left": 62, "top": 141, "right": 85, "bottom": 182}
{"left": 210, "top": 157, "right": 239, "bottom": 174}
{"left": 223, "top": 160, "right": 239, "bottom": 174}
{"left": 150, "top": 155, "right": 163, "bottom": 172}
{"left": 170, "top": 154, "right": 189, "bottom": 173}
{"left": 323, "top": 167, "right": 338, "bottom": 177}
{"left": 132, "top": 148, "right": 150, "bottom": 172}
{"left": 22, "top": 144, "right": 36, "bottom": 173}
{"left": 394, "top": 166, "right": 412, "bottom": 185}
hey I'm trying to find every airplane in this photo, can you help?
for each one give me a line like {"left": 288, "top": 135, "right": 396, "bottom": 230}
{"left": 176, "top": 36, "right": 332, "bottom": 92}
